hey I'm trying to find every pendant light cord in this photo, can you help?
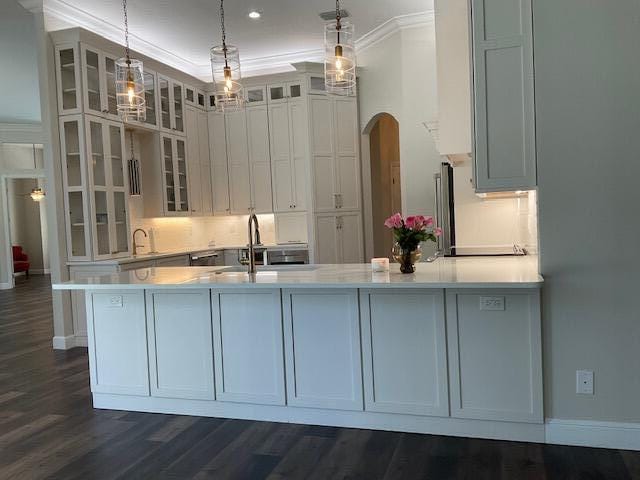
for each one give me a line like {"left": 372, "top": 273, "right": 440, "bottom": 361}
{"left": 335, "top": 0, "right": 341, "bottom": 42}
{"left": 220, "top": 0, "right": 229, "bottom": 67}
{"left": 122, "top": 0, "right": 131, "bottom": 64}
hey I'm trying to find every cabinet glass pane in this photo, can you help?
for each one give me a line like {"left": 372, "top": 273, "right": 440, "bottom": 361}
{"left": 144, "top": 72, "right": 157, "bottom": 126}
{"left": 176, "top": 140, "right": 188, "bottom": 211}
{"left": 109, "top": 125, "right": 124, "bottom": 187}
{"left": 59, "top": 48, "right": 77, "bottom": 110}
{"left": 209, "top": 94, "right": 216, "bottom": 109}
{"left": 85, "top": 49, "right": 101, "bottom": 112}
{"left": 89, "top": 121, "right": 105, "bottom": 186}
{"left": 113, "top": 191, "right": 128, "bottom": 253}
{"left": 186, "top": 87, "right": 194, "bottom": 103}
{"left": 94, "top": 191, "right": 109, "bottom": 255}
{"left": 198, "top": 93, "right": 205, "bottom": 107}
{"left": 247, "top": 88, "right": 264, "bottom": 103}
{"left": 310, "top": 76, "right": 326, "bottom": 93}
{"left": 163, "top": 137, "right": 176, "bottom": 211}
{"left": 160, "top": 78, "right": 171, "bottom": 129}
{"left": 68, "top": 191, "right": 86, "bottom": 257}
{"left": 63, "top": 120, "right": 82, "bottom": 186}
{"left": 270, "top": 86, "right": 284, "bottom": 101}
{"left": 289, "top": 84, "right": 301, "bottom": 98}
{"left": 174, "top": 84, "right": 184, "bottom": 132}
{"left": 105, "top": 56, "right": 117, "bottom": 115}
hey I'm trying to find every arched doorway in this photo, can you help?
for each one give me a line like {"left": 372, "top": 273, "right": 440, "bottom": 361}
{"left": 366, "top": 113, "right": 401, "bottom": 259}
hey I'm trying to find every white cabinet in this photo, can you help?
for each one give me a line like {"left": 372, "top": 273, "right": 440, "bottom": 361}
{"left": 225, "top": 111, "right": 252, "bottom": 214}
{"left": 246, "top": 105, "right": 274, "bottom": 213}
{"left": 158, "top": 76, "right": 185, "bottom": 135}
{"left": 309, "top": 96, "right": 360, "bottom": 212}
{"left": 186, "top": 106, "right": 213, "bottom": 215}
{"left": 80, "top": 44, "right": 119, "bottom": 121}
{"left": 55, "top": 44, "right": 82, "bottom": 115}
{"left": 60, "top": 115, "right": 130, "bottom": 261}
{"left": 471, "top": 0, "right": 536, "bottom": 191}
{"left": 434, "top": 0, "right": 472, "bottom": 156}
{"left": 283, "top": 289, "right": 363, "bottom": 410}
{"left": 269, "top": 99, "right": 308, "bottom": 213}
{"left": 85, "top": 117, "right": 130, "bottom": 259}
{"left": 212, "top": 290, "right": 285, "bottom": 405}
{"left": 146, "top": 290, "right": 215, "bottom": 400}
{"left": 208, "top": 111, "right": 231, "bottom": 214}
{"left": 314, "top": 212, "right": 363, "bottom": 264}
{"left": 446, "top": 289, "right": 543, "bottom": 423}
{"left": 360, "top": 290, "right": 449, "bottom": 416}
{"left": 86, "top": 291, "right": 149, "bottom": 396}
{"left": 160, "top": 134, "right": 190, "bottom": 215}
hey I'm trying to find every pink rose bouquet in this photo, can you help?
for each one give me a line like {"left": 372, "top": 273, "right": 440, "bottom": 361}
{"left": 384, "top": 213, "right": 441, "bottom": 251}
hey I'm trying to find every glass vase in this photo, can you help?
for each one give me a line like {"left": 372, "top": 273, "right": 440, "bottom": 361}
{"left": 392, "top": 243, "right": 422, "bottom": 274}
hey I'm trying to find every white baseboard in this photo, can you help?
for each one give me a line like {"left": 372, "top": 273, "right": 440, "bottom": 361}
{"left": 52, "top": 335, "right": 76, "bottom": 349}
{"left": 546, "top": 418, "right": 640, "bottom": 451}
{"left": 0, "top": 282, "right": 12, "bottom": 290}
{"left": 52, "top": 334, "right": 87, "bottom": 350}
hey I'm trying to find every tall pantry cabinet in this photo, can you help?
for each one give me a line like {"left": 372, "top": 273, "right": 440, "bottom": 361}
{"left": 309, "top": 95, "right": 363, "bottom": 264}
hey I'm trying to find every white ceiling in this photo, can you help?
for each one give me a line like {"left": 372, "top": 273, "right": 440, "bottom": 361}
{"left": 44, "top": 0, "right": 433, "bottom": 80}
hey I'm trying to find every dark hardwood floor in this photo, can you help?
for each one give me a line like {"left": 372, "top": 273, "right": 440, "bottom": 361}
{"left": 1, "top": 275, "right": 639, "bottom": 479}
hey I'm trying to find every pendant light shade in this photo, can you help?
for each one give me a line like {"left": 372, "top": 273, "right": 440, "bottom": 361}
{"left": 116, "top": 0, "right": 146, "bottom": 122}
{"left": 324, "top": 1, "right": 356, "bottom": 96}
{"left": 30, "top": 187, "right": 45, "bottom": 202}
{"left": 211, "top": 0, "right": 244, "bottom": 112}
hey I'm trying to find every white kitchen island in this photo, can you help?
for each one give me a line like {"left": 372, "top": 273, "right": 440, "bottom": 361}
{"left": 54, "top": 257, "right": 544, "bottom": 443}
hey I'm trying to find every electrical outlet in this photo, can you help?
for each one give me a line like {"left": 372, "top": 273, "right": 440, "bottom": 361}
{"left": 576, "top": 370, "right": 594, "bottom": 395}
{"left": 479, "top": 296, "right": 505, "bottom": 311}
{"left": 108, "top": 295, "right": 123, "bottom": 308}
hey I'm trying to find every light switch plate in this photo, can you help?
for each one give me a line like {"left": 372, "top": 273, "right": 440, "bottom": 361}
{"left": 479, "top": 296, "right": 505, "bottom": 311}
{"left": 108, "top": 295, "right": 123, "bottom": 308}
{"left": 576, "top": 370, "right": 594, "bottom": 395}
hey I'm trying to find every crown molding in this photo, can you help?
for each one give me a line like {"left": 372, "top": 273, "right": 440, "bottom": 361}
{"left": 43, "top": 1, "right": 434, "bottom": 81}
{"left": 355, "top": 11, "right": 435, "bottom": 54}
{"left": 18, "top": 0, "right": 44, "bottom": 13}
{"left": 44, "top": 0, "right": 198, "bottom": 76}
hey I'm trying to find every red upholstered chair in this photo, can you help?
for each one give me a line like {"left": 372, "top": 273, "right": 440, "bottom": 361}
{"left": 12, "top": 246, "right": 30, "bottom": 277}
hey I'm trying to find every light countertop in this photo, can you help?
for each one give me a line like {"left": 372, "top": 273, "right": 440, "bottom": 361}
{"left": 55, "top": 256, "right": 542, "bottom": 290}
{"left": 66, "top": 243, "right": 308, "bottom": 266}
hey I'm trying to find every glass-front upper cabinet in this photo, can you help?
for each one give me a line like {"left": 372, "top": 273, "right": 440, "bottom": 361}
{"left": 246, "top": 86, "right": 267, "bottom": 106}
{"left": 85, "top": 117, "right": 130, "bottom": 259}
{"left": 158, "top": 75, "right": 185, "bottom": 135}
{"left": 55, "top": 45, "right": 82, "bottom": 115}
{"left": 80, "top": 45, "right": 121, "bottom": 121}
{"left": 160, "top": 134, "right": 190, "bottom": 215}
{"left": 267, "top": 81, "right": 305, "bottom": 104}
{"left": 59, "top": 115, "right": 90, "bottom": 259}
{"left": 143, "top": 70, "right": 158, "bottom": 127}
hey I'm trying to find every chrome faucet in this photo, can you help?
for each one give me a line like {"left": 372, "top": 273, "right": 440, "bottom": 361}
{"left": 247, "top": 214, "right": 261, "bottom": 274}
{"left": 132, "top": 228, "right": 147, "bottom": 256}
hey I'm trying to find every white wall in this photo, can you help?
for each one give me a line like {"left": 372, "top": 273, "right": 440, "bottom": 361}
{"left": 358, "top": 22, "right": 442, "bottom": 255}
{"left": 0, "top": 0, "right": 41, "bottom": 123}
{"left": 535, "top": 0, "right": 640, "bottom": 422}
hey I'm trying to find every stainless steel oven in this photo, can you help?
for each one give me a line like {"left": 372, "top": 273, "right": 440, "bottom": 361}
{"left": 267, "top": 249, "right": 309, "bottom": 265}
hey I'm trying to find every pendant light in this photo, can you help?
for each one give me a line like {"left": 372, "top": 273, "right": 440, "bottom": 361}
{"left": 29, "top": 145, "right": 45, "bottom": 202}
{"left": 116, "top": 0, "right": 146, "bottom": 122}
{"left": 324, "top": 0, "right": 356, "bottom": 96}
{"left": 210, "top": 0, "right": 244, "bottom": 112}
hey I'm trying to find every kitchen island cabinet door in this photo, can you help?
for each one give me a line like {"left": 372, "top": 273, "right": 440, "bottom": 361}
{"left": 211, "top": 290, "right": 285, "bottom": 405}
{"left": 87, "top": 291, "right": 149, "bottom": 396}
{"left": 283, "top": 289, "right": 363, "bottom": 411}
{"left": 360, "top": 289, "right": 449, "bottom": 417}
{"left": 446, "top": 289, "right": 543, "bottom": 423}
{"left": 146, "top": 290, "right": 214, "bottom": 400}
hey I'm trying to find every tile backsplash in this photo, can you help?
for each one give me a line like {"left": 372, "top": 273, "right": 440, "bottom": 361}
{"left": 128, "top": 197, "right": 276, "bottom": 254}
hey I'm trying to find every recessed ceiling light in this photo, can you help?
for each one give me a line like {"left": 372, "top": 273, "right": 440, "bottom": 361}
{"left": 248, "top": 10, "right": 261, "bottom": 19}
